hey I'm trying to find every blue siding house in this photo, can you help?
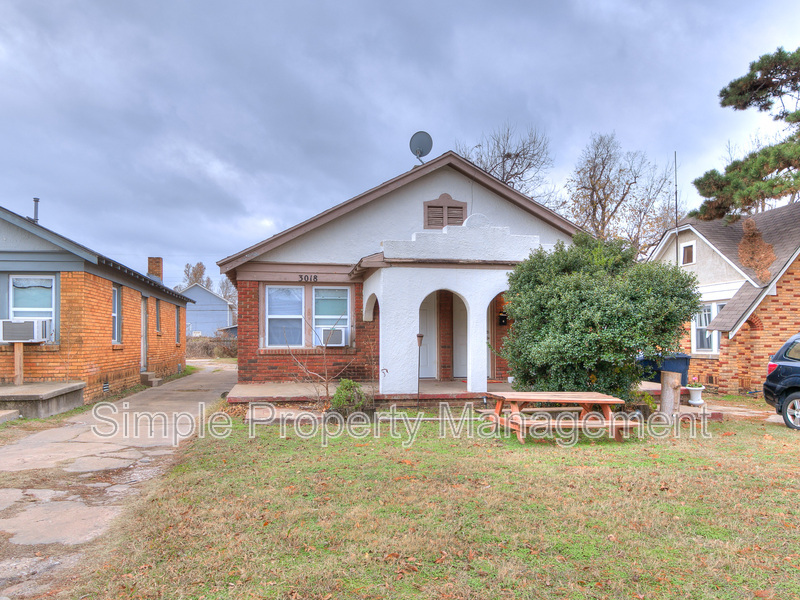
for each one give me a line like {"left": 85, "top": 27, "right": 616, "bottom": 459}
{"left": 181, "top": 284, "right": 235, "bottom": 337}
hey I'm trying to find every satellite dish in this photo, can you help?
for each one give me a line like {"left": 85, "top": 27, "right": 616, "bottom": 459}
{"left": 409, "top": 131, "right": 433, "bottom": 164}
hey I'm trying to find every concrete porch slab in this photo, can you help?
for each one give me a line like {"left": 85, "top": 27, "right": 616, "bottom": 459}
{"left": 227, "top": 379, "right": 515, "bottom": 405}
{"left": 0, "top": 381, "right": 86, "bottom": 419}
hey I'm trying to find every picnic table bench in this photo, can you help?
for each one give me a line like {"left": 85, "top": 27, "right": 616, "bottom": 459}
{"left": 484, "top": 391, "right": 637, "bottom": 443}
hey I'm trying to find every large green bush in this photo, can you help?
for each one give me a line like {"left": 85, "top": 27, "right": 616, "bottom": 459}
{"left": 500, "top": 234, "right": 700, "bottom": 401}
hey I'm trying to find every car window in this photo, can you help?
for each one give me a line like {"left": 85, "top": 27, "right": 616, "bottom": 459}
{"left": 786, "top": 342, "right": 800, "bottom": 361}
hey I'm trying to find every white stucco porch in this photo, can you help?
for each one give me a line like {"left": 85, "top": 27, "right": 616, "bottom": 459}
{"left": 361, "top": 214, "right": 550, "bottom": 395}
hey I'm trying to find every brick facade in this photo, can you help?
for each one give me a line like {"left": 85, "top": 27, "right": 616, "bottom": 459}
{"left": 683, "top": 255, "right": 800, "bottom": 395}
{"left": 237, "top": 283, "right": 513, "bottom": 384}
{"left": 0, "top": 271, "right": 186, "bottom": 401}
{"left": 237, "top": 281, "right": 380, "bottom": 383}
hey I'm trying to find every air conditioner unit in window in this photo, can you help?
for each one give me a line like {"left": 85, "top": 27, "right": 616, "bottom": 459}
{"left": 314, "top": 326, "right": 347, "bottom": 347}
{"left": 0, "top": 319, "right": 50, "bottom": 343}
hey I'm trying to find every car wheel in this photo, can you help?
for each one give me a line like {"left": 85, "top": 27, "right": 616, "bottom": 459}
{"left": 781, "top": 393, "right": 800, "bottom": 430}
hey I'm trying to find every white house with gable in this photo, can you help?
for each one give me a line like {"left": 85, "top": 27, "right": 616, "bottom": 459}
{"left": 218, "top": 151, "right": 579, "bottom": 396}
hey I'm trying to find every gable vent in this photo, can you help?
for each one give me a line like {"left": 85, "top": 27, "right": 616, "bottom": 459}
{"left": 424, "top": 193, "right": 467, "bottom": 230}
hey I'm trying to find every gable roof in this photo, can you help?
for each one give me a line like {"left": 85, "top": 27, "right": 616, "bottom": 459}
{"left": 218, "top": 151, "right": 581, "bottom": 273}
{"left": 181, "top": 283, "right": 234, "bottom": 306}
{"left": 657, "top": 202, "right": 800, "bottom": 336}
{"left": 0, "top": 205, "right": 193, "bottom": 304}
{"left": 683, "top": 202, "right": 800, "bottom": 286}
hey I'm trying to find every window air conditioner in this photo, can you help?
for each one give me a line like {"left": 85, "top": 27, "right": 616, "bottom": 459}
{"left": 314, "top": 326, "right": 347, "bottom": 347}
{"left": 0, "top": 319, "right": 50, "bottom": 343}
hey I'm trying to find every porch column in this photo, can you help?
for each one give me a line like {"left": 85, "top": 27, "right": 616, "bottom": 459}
{"left": 377, "top": 293, "right": 420, "bottom": 395}
{"left": 465, "top": 304, "right": 488, "bottom": 393}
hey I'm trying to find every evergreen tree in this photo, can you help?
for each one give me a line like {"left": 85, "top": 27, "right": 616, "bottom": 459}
{"left": 693, "top": 47, "right": 800, "bottom": 219}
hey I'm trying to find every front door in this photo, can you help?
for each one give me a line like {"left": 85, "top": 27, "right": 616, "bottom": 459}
{"left": 141, "top": 297, "right": 148, "bottom": 372}
{"left": 419, "top": 294, "right": 437, "bottom": 378}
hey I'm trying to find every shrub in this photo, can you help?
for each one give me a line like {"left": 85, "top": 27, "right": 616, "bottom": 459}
{"left": 330, "top": 379, "right": 368, "bottom": 414}
{"left": 501, "top": 234, "right": 700, "bottom": 402}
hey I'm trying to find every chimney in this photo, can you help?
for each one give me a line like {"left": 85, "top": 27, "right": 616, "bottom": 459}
{"left": 33, "top": 198, "right": 39, "bottom": 224}
{"left": 147, "top": 257, "right": 163, "bottom": 282}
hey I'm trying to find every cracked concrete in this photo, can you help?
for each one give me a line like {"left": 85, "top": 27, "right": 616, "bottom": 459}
{"left": 0, "top": 360, "right": 236, "bottom": 598}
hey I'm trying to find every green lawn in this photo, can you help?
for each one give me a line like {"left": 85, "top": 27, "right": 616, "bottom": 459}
{"left": 67, "top": 413, "right": 800, "bottom": 599}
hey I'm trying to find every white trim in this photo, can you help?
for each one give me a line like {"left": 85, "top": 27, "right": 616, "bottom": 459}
{"left": 679, "top": 240, "right": 696, "bottom": 266}
{"left": 729, "top": 244, "right": 800, "bottom": 338}
{"left": 265, "top": 285, "right": 305, "bottom": 347}
{"left": 692, "top": 301, "right": 727, "bottom": 354}
{"left": 311, "top": 286, "right": 351, "bottom": 346}
{"left": 697, "top": 280, "right": 744, "bottom": 303}
{"left": 649, "top": 225, "right": 757, "bottom": 287}
{"left": 9, "top": 274, "right": 55, "bottom": 320}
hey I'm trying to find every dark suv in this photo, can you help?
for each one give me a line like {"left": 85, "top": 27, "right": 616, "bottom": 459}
{"left": 764, "top": 332, "right": 800, "bottom": 429}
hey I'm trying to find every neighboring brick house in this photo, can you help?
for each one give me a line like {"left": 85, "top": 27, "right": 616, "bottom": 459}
{"left": 218, "top": 151, "right": 579, "bottom": 396}
{"left": 650, "top": 202, "right": 800, "bottom": 394}
{"left": 0, "top": 205, "right": 192, "bottom": 401}
{"left": 181, "top": 283, "right": 236, "bottom": 337}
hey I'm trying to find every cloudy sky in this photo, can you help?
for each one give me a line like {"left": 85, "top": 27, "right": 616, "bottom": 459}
{"left": 1, "top": 1, "right": 798, "bottom": 289}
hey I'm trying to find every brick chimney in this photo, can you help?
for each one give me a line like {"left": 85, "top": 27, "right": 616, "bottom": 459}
{"left": 147, "top": 257, "right": 163, "bottom": 282}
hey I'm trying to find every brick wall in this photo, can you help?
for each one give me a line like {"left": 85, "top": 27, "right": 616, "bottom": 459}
{"left": 680, "top": 255, "right": 800, "bottom": 395}
{"left": 0, "top": 271, "right": 186, "bottom": 402}
{"left": 491, "top": 294, "right": 511, "bottom": 379}
{"left": 237, "top": 281, "right": 380, "bottom": 383}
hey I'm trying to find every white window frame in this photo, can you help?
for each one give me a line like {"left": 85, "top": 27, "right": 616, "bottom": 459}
{"left": 312, "top": 286, "right": 351, "bottom": 345}
{"left": 265, "top": 285, "right": 305, "bottom": 347}
{"left": 112, "top": 284, "right": 122, "bottom": 343}
{"left": 679, "top": 241, "right": 696, "bottom": 266}
{"left": 692, "top": 301, "right": 726, "bottom": 354}
{"left": 9, "top": 274, "right": 55, "bottom": 321}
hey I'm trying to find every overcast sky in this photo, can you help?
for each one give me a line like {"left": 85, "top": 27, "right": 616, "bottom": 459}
{"left": 1, "top": 1, "right": 798, "bottom": 289}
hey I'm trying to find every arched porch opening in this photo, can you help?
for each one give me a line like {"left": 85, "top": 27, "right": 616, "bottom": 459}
{"left": 487, "top": 291, "right": 511, "bottom": 382}
{"left": 418, "top": 289, "right": 469, "bottom": 381}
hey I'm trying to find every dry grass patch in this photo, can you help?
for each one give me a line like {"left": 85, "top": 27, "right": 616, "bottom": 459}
{"left": 63, "top": 417, "right": 800, "bottom": 599}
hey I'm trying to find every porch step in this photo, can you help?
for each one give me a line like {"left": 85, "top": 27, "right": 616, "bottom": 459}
{"left": 140, "top": 372, "right": 162, "bottom": 387}
{"left": 0, "top": 409, "right": 20, "bottom": 424}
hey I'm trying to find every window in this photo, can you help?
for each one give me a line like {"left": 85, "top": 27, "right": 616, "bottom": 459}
{"left": 786, "top": 342, "right": 800, "bottom": 361}
{"left": 680, "top": 241, "right": 696, "bottom": 266}
{"left": 111, "top": 285, "right": 122, "bottom": 343}
{"left": 693, "top": 302, "right": 726, "bottom": 353}
{"left": 424, "top": 193, "right": 467, "bottom": 229}
{"left": 313, "top": 287, "right": 349, "bottom": 345}
{"left": 155, "top": 299, "right": 161, "bottom": 332}
{"left": 10, "top": 276, "right": 54, "bottom": 320}
{"left": 266, "top": 287, "right": 304, "bottom": 346}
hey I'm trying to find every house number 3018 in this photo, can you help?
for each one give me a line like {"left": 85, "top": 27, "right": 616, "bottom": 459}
{"left": 298, "top": 275, "right": 319, "bottom": 282}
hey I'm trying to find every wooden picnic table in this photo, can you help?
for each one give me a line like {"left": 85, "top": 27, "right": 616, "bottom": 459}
{"left": 484, "top": 391, "right": 629, "bottom": 443}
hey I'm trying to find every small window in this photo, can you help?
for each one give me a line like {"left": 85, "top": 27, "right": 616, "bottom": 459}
{"left": 680, "top": 241, "right": 696, "bottom": 266}
{"left": 424, "top": 193, "right": 467, "bottom": 229}
{"left": 692, "top": 302, "right": 725, "bottom": 353}
{"left": 175, "top": 305, "right": 181, "bottom": 344}
{"left": 786, "top": 342, "right": 800, "bottom": 361}
{"left": 10, "top": 276, "right": 55, "bottom": 320}
{"left": 112, "top": 285, "right": 122, "bottom": 343}
{"left": 313, "top": 287, "right": 349, "bottom": 345}
{"left": 266, "top": 286, "right": 304, "bottom": 346}
{"left": 156, "top": 299, "right": 161, "bottom": 332}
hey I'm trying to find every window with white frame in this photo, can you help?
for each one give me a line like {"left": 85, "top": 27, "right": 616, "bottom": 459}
{"left": 111, "top": 285, "right": 122, "bottom": 343}
{"left": 679, "top": 241, "right": 696, "bottom": 266}
{"left": 10, "top": 276, "right": 55, "bottom": 322}
{"left": 693, "top": 302, "right": 726, "bottom": 353}
{"left": 266, "top": 286, "right": 304, "bottom": 346}
{"left": 312, "top": 287, "right": 349, "bottom": 345}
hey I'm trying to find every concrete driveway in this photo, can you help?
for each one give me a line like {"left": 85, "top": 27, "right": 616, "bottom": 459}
{"left": 0, "top": 360, "right": 236, "bottom": 599}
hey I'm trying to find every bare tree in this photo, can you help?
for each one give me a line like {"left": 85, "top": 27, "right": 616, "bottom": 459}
{"left": 175, "top": 262, "right": 212, "bottom": 292}
{"left": 455, "top": 122, "right": 554, "bottom": 198}
{"left": 561, "top": 133, "right": 677, "bottom": 258}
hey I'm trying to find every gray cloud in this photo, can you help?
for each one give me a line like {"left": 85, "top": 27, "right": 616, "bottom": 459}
{"left": 1, "top": 0, "right": 798, "bottom": 286}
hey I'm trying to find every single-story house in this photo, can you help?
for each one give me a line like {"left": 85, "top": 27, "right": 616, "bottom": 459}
{"left": 649, "top": 202, "right": 800, "bottom": 394}
{"left": 0, "top": 204, "right": 192, "bottom": 401}
{"left": 181, "top": 283, "right": 236, "bottom": 337}
{"left": 218, "top": 151, "right": 580, "bottom": 396}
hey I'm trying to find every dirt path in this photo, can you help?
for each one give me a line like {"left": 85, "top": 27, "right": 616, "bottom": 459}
{"left": 0, "top": 360, "right": 236, "bottom": 599}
